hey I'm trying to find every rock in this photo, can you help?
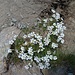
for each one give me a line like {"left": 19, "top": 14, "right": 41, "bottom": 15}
{"left": 42, "top": 69, "right": 50, "bottom": 75}
{"left": 28, "top": 62, "right": 43, "bottom": 75}
{"left": 0, "top": 0, "right": 48, "bottom": 31}
{"left": 1, "top": 63, "right": 43, "bottom": 75}
{"left": 0, "top": 26, "right": 21, "bottom": 73}
{"left": 0, "top": 61, "right": 4, "bottom": 74}
{"left": 34, "top": 0, "right": 53, "bottom": 3}
{"left": 61, "top": 1, "right": 75, "bottom": 54}
{"left": 42, "top": 66, "right": 67, "bottom": 75}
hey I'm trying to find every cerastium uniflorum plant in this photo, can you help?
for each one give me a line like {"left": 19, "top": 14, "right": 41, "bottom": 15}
{"left": 7, "top": 9, "right": 66, "bottom": 69}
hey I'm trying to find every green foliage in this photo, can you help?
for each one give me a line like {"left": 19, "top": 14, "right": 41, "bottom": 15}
{"left": 14, "top": 37, "right": 24, "bottom": 51}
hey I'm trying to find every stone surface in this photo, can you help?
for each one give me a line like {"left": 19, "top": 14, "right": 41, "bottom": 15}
{"left": 42, "top": 66, "right": 67, "bottom": 75}
{"left": 0, "top": 26, "right": 21, "bottom": 73}
{"left": 61, "top": 1, "right": 75, "bottom": 54}
{"left": 33, "top": 0, "right": 53, "bottom": 3}
{"left": 1, "top": 63, "right": 43, "bottom": 75}
{"left": 0, "top": 0, "right": 48, "bottom": 31}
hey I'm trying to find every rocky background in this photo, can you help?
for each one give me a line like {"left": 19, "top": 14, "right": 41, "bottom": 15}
{"left": 0, "top": 0, "right": 75, "bottom": 75}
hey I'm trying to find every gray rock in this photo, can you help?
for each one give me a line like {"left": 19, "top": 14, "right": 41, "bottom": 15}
{"left": 0, "top": 0, "right": 48, "bottom": 31}
{"left": 0, "top": 26, "right": 21, "bottom": 73}
{"left": 42, "top": 66, "right": 67, "bottom": 75}
{"left": 1, "top": 63, "right": 43, "bottom": 75}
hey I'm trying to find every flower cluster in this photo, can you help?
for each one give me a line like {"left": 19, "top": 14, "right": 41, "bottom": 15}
{"left": 8, "top": 9, "right": 66, "bottom": 69}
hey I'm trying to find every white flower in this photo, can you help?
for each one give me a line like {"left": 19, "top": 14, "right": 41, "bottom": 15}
{"left": 23, "top": 34, "right": 27, "bottom": 39}
{"left": 34, "top": 56, "right": 41, "bottom": 63}
{"left": 18, "top": 54, "right": 21, "bottom": 58}
{"left": 30, "top": 32, "right": 35, "bottom": 37}
{"left": 44, "top": 37, "right": 51, "bottom": 46}
{"left": 40, "top": 48, "right": 45, "bottom": 51}
{"left": 61, "top": 39, "right": 64, "bottom": 44}
{"left": 43, "top": 23, "right": 46, "bottom": 27}
{"left": 24, "top": 41, "right": 28, "bottom": 45}
{"left": 26, "top": 56, "right": 32, "bottom": 60}
{"left": 52, "top": 13, "right": 60, "bottom": 20}
{"left": 56, "top": 23, "right": 62, "bottom": 29}
{"left": 52, "top": 29, "right": 59, "bottom": 36}
{"left": 30, "top": 38, "right": 37, "bottom": 44}
{"left": 9, "top": 40, "right": 14, "bottom": 45}
{"left": 13, "top": 35, "right": 18, "bottom": 40}
{"left": 21, "top": 46, "right": 25, "bottom": 51}
{"left": 61, "top": 18, "right": 63, "bottom": 21}
{"left": 55, "top": 12, "right": 60, "bottom": 20}
{"left": 49, "top": 55, "right": 53, "bottom": 60}
{"left": 36, "top": 35, "right": 42, "bottom": 42}
{"left": 60, "top": 21, "right": 64, "bottom": 25}
{"left": 39, "top": 42, "right": 43, "bottom": 48}
{"left": 47, "top": 32, "right": 51, "bottom": 38}
{"left": 47, "top": 26, "right": 54, "bottom": 31}
{"left": 19, "top": 53, "right": 32, "bottom": 60}
{"left": 51, "top": 9, "right": 56, "bottom": 13}
{"left": 43, "top": 56, "right": 50, "bottom": 62}
{"left": 38, "top": 63, "right": 44, "bottom": 69}
{"left": 37, "top": 49, "right": 41, "bottom": 53}
{"left": 60, "top": 33, "right": 65, "bottom": 37}
{"left": 28, "top": 47, "right": 33, "bottom": 55}
{"left": 30, "top": 38, "right": 35, "bottom": 43}
{"left": 47, "top": 51, "right": 51, "bottom": 55}
{"left": 53, "top": 56, "right": 57, "bottom": 60}
{"left": 53, "top": 23, "right": 56, "bottom": 26}
{"left": 49, "top": 18, "right": 53, "bottom": 21}
{"left": 28, "top": 33, "right": 31, "bottom": 38}
{"left": 57, "top": 36, "right": 62, "bottom": 42}
{"left": 45, "top": 62, "right": 50, "bottom": 66}
{"left": 52, "top": 43, "right": 58, "bottom": 49}
{"left": 63, "top": 26, "right": 66, "bottom": 30}
{"left": 43, "top": 19, "right": 48, "bottom": 23}
{"left": 21, "top": 54, "right": 25, "bottom": 60}
{"left": 8, "top": 49, "right": 12, "bottom": 53}
{"left": 52, "top": 14, "right": 56, "bottom": 18}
